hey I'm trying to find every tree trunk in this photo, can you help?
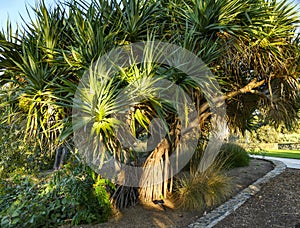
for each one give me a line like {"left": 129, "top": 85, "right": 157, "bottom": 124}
{"left": 139, "top": 120, "right": 180, "bottom": 201}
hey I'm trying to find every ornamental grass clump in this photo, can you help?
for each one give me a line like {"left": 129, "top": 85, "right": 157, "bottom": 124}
{"left": 172, "top": 161, "right": 233, "bottom": 211}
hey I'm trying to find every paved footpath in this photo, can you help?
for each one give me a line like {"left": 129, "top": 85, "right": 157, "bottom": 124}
{"left": 250, "top": 155, "right": 300, "bottom": 169}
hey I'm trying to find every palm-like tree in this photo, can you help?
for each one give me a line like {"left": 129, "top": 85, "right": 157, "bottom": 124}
{"left": 0, "top": 2, "right": 71, "bottom": 160}
{"left": 0, "top": 0, "right": 299, "bottom": 207}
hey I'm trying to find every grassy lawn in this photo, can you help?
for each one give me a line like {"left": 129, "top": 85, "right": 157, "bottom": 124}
{"left": 250, "top": 149, "right": 300, "bottom": 159}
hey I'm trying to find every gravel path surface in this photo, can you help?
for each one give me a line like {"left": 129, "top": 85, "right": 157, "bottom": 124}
{"left": 214, "top": 169, "right": 300, "bottom": 228}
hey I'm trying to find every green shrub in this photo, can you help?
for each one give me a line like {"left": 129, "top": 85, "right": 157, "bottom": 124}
{"left": 0, "top": 164, "right": 112, "bottom": 227}
{"left": 218, "top": 143, "right": 250, "bottom": 169}
{"left": 0, "top": 124, "right": 53, "bottom": 178}
{"left": 172, "top": 162, "right": 233, "bottom": 211}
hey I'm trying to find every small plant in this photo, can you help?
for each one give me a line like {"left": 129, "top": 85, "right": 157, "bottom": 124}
{"left": 217, "top": 143, "right": 250, "bottom": 169}
{"left": 172, "top": 161, "right": 233, "bottom": 211}
{"left": 93, "top": 176, "right": 115, "bottom": 219}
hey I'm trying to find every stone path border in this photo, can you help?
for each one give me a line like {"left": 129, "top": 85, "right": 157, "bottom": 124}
{"left": 188, "top": 158, "right": 287, "bottom": 228}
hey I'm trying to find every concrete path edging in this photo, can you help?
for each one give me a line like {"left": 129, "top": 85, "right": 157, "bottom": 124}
{"left": 188, "top": 159, "right": 287, "bottom": 228}
{"left": 250, "top": 155, "right": 300, "bottom": 169}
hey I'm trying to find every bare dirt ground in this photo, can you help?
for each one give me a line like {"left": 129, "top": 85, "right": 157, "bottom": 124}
{"left": 215, "top": 168, "right": 300, "bottom": 228}
{"left": 87, "top": 158, "right": 274, "bottom": 228}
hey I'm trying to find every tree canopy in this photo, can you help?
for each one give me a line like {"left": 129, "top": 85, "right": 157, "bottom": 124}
{"left": 0, "top": 0, "right": 299, "bottom": 204}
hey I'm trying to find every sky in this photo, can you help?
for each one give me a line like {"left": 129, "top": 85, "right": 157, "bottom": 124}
{"left": 0, "top": 0, "right": 56, "bottom": 30}
{"left": 0, "top": 0, "right": 299, "bottom": 32}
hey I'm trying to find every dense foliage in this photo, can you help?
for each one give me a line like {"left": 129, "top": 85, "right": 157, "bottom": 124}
{"left": 0, "top": 0, "right": 299, "bottom": 216}
{"left": 0, "top": 164, "right": 112, "bottom": 227}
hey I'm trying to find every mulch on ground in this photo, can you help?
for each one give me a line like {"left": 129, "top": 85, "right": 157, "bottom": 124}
{"left": 215, "top": 168, "right": 300, "bottom": 228}
{"left": 86, "top": 159, "right": 275, "bottom": 228}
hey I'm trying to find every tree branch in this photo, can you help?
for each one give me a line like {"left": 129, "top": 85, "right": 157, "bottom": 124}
{"left": 199, "top": 78, "right": 266, "bottom": 114}
{"left": 180, "top": 79, "right": 267, "bottom": 136}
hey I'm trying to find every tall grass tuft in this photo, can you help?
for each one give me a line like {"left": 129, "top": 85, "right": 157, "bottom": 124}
{"left": 172, "top": 161, "right": 233, "bottom": 212}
